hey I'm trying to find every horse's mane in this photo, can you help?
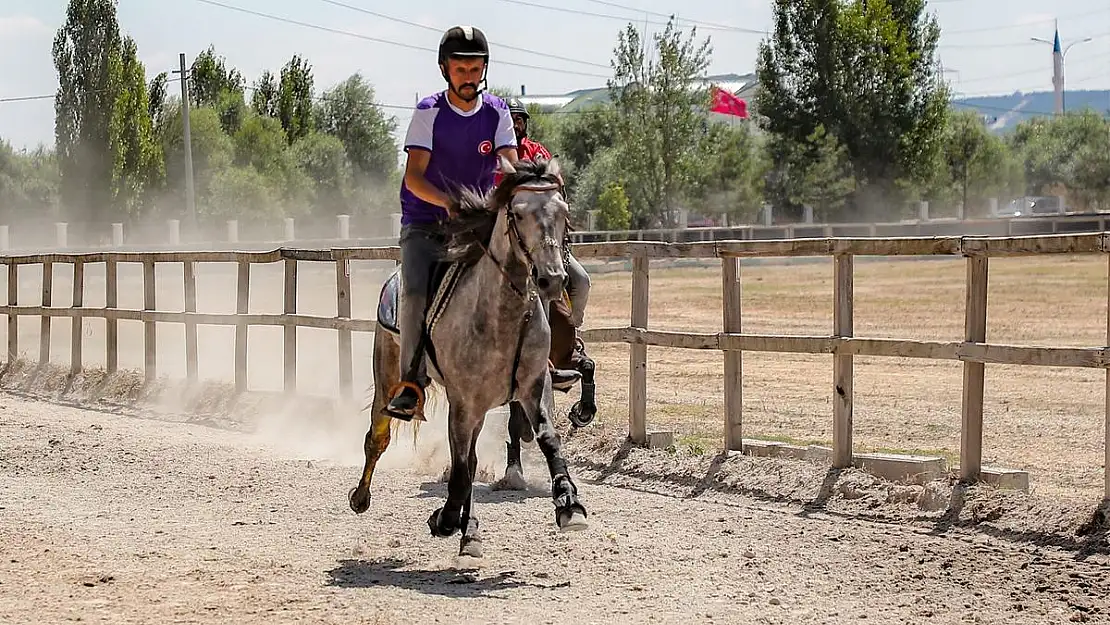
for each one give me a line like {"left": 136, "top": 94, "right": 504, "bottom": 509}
{"left": 442, "top": 158, "right": 563, "bottom": 265}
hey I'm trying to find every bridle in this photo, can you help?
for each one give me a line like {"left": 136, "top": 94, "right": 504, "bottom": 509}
{"left": 483, "top": 179, "right": 566, "bottom": 301}
{"left": 475, "top": 176, "right": 568, "bottom": 403}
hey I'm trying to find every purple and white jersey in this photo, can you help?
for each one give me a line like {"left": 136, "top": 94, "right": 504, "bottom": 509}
{"left": 399, "top": 91, "right": 517, "bottom": 225}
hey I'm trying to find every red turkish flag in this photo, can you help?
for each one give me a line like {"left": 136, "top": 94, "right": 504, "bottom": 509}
{"left": 709, "top": 85, "right": 748, "bottom": 118}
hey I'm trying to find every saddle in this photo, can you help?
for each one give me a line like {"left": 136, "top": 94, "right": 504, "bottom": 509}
{"left": 377, "top": 262, "right": 583, "bottom": 372}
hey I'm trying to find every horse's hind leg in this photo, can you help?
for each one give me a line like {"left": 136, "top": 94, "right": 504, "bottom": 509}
{"left": 349, "top": 327, "right": 399, "bottom": 514}
{"left": 492, "top": 402, "right": 529, "bottom": 491}
{"left": 522, "top": 377, "right": 588, "bottom": 531}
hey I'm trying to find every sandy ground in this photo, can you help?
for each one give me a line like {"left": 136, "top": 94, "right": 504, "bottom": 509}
{"left": 2, "top": 254, "right": 1107, "bottom": 501}
{"left": 3, "top": 393, "right": 1110, "bottom": 625}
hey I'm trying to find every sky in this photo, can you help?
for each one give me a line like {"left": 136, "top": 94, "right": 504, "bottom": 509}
{"left": 1, "top": 0, "right": 1108, "bottom": 152}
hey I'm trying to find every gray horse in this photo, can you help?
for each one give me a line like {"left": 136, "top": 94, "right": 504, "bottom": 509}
{"left": 348, "top": 156, "right": 589, "bottom": 561}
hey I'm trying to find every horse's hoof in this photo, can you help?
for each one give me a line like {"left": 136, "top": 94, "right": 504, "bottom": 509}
{"left": 556, "top": 504, "right": 589, "bottom": 532}
{"left": 427, "top": 508, "right": 458, "bottom": 538}
{"left": 568, "top": 402, "right": 596, "bottom": 428}
{"left": 459, "top": 537, "right": 484, "bottom": 561}
{"left": 491, "top": 466, "right": 527, "bottom": 491}
{"left": 348, "top": 486, "right": 371, "bottom": 514}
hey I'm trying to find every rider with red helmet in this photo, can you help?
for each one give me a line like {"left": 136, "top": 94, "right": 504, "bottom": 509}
{"left": 502, "top": 97, "right": 592, "bottom": 391}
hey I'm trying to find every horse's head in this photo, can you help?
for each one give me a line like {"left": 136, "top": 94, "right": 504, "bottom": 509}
{"left": 492, "top": 154, "right": 569, "bottom": 299}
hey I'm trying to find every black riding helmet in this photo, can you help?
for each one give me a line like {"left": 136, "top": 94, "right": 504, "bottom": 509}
{"left": 438, "top": 26, "right": 489, "bottom": 94}
{"left": 507, "top": 97, "right": 529, "bottom": 119}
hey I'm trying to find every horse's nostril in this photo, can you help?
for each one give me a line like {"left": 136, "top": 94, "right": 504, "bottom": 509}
{"left": 536, "top": 277, "right": 551, "bottom": 291}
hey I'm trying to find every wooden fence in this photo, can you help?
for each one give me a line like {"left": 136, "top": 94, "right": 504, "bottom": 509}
{"left": 0, "top": 233, "right": 1108, "bottom": 496}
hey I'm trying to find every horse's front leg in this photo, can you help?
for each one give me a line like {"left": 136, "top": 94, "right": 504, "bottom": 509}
{"left": 458, "top": 433, "right": 483, "bottom": 562}
{"left": 520, "top": 372, "right": 588, "bottom": 531}
{"left": 428, "top": 404, "right": 484, "bottom": 539}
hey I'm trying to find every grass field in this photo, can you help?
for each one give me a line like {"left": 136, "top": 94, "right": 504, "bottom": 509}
{"left": 2, "top": 253, "right": 1107, "bottom": 502}
{"left": 579, "top": 254, "right": 1108, "bottom": 503}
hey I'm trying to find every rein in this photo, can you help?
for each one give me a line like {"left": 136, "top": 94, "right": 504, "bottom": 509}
{"left": 475, "top": 178, "right": 564, "bottom": 403}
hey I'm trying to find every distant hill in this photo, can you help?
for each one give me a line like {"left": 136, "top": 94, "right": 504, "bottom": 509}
{"left": 950, "top": 89, "right": 1109, "bottom": 132}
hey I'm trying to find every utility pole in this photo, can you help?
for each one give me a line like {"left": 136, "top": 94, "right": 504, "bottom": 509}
{"left": 172, "top": 52, "right": 198, "bottom": 240}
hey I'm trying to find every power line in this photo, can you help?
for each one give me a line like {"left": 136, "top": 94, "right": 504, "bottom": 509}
{"left": 312, "top": 0, "right": 611, "bottom": 70}
{"left": 491, "top": 0, "right": 767, "bottom": 34}
{"left": 190, "top": 0, "right": 612, "bottom": 79}
{"left": 577, "top": 0, "right": 762, "bottom": 33}
{"left": 944, "top": 7, "right": 1110, "bottom": 35}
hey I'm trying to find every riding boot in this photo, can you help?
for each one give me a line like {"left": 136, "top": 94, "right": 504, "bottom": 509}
{"left": 549, "top": 361, "right": 581, "bottom": 392}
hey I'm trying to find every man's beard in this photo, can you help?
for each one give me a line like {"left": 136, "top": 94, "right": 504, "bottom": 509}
{"left": 452, "top": 82, "right": 479, "bottom": 102}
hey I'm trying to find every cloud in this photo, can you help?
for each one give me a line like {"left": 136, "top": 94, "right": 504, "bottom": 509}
{"left": 1014, "top": 13, "right": 1054, "bottom": 27}
{"left": 0, "top": 15, "right": 51, "bottom": 40}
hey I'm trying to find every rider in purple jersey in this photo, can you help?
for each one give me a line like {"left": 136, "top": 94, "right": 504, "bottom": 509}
{"left": 386, "top": 26, "right": 518, "bottom": 420}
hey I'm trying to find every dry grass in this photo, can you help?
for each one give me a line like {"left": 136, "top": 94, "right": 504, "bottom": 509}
{"left": 580, "top": 254, "right": 1108, "bottom": 503}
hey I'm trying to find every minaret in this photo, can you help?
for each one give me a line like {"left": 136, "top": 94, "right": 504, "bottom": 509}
{"left": 1052, "top": 20, "right": 1063, "bottom": 114}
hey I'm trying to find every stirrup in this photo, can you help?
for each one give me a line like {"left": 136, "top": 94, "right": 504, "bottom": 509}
{"left": 385, "top": 381, "right": 428, "bottom": 422}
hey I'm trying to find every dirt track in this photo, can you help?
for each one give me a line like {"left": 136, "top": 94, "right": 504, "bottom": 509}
{"left": 2, "top": 395, "right": 1110, "bottom": 624}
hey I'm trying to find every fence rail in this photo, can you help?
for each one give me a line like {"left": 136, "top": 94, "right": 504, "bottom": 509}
{"left": 1, "top": 232, "right": 1108, "bottom": 496}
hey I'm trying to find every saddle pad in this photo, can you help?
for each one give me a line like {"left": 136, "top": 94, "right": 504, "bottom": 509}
{"left": 376, "top": 262, "right": 465, "bottom": 336}
{"left": 376, "top": 266, "right": 402, "bottom": 334}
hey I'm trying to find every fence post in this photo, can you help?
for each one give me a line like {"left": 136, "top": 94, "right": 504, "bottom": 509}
{"left": 1104, "top": 253, "right": 1109, "bottom": 500}
{"left": 70, "top": 261, "right": 83, "bottom": 374}
{"left": 0, "top": 225, "right": 9, "bottom": 251}
{"left": 336, "top": 257, "right": 353, "bottom": 401}
{"left": 960, "top": 254, "right": 989, "bottom": 481}
{"left": 55, "top": 223, "right": 67, "bottom": 249}
{"left": 235, "top": 260, "right": 250, "bottom": 393}
{"left": 284, "top": 218, "right": 295, "bottom": 242}
{"left": 722, "top": 256, "right": 743, "bottom": 451}
{"left": 7, "top": 264, "right": 16, "bottom": 364}
{"left": 918, "top": 201, "right": 930, "bottom": 221}
{"left": 39, "top": 261, "right": 52, "bottom": 366}
{"left": 284, "top": 259, "right": 298, "bottom": 395}
{"left": 183, "top": 261, "right": 198, "bottom": 385}
{"left": 227, "top": 220, "right": 239, "bottom": 243}
{"left": 112, "top": 223, "right": 124, "bottom": 247}
{"left": 628, "top": 255, "right": 649, "bottom": 445}
{"left": 390, "top": 213, "right": 401, "bottom": 239}
{"left": 106, "top": 259, "right": 118, "bottom": 374}
{"left": 833, "top": 254, "right": 855, "bottom": 468}
{"left": 168, "top": 219, "right": 181, "bottom": 245}
{"left": 337, "top": 214, "right": 351, "bottom": 240}
{"left": 143, "top": 260, "right": 156, "bottom": 383}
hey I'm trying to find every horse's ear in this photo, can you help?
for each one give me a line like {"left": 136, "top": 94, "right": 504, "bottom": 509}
{"left": 546, "top": 156, "right": 562, "bottom": 181}
{"left": 498, "top": 154, "right": 516, "bottom": 176}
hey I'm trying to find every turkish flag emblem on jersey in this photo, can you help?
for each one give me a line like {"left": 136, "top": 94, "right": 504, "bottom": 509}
{"left": 478, "top": 140, "right": 493, "bottom": 155}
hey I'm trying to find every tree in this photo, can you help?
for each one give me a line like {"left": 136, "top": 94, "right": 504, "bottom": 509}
{"left": 251, "top": 70, "right": 279, "bottom": 118}
{"left": 686, "top": 121, "right": 764, "bottom": 222}
{"left": 290, "top": 131, "right": 354, "bottom": 216}
{"left": 278, "top": 55, "right": 314, "bottom": 144}
{"left": 554, "top": 104, "right": 617, "bottom": 193}
{"left": 110, "top": 36, "right": 163, "bottom": 220}
{"left": 763, "top": 125, "right": 854, "bottom": 222}
{"left": 595, "top": 182, "right": 631, "bottom": 230}
{"left": 315, "top": 73, "right": 398, "bottom": 183}
{"left": 158, "top": 104, "right": 234, "bottom": 220}
{"left": 609, "top": 19, "right": 712, "bottom": 228}
{"left": 148, "top": 71, "right": 168, "bottom": 131}
{"left": 190, "top": 46, "right": 246, "bottom": 133}
{"left": 942, "top": 110, "right": 1017, "bottom": 217}
{"left": 755, "top": 0, "right": 949, "bottom": 220}
{"left": 52, "top": 0, "right": 124, "bottom": 238}
{"left": 0, "top": 141, "right": 60, "bottom": 220}
{"left": 1010, "top": 110, "right": 1110, "bottom": 210}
